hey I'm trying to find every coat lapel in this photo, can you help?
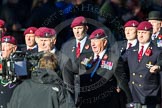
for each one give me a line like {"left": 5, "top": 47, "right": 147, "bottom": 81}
{"left": 128, "top": 44, "right": 139, "bottom": 71}
{"left": 138, "top": 42, "right": 154, "bottom": 65}
{"left": 71, "top": 40, "right": 77, "bottom": 60}
{"left": 82, "top": 37, "right": 91, "bottom": 53}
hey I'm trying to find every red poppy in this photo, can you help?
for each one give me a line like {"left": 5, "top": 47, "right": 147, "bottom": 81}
{"left": 85, "top": 44, "right": 90, "bottom": 49}
{"left": 145, "top": 47, "right": 152, "bottom": 56}
{"left": 103, "top": 54, "right": 108, "bottom": 60}
{"left": 158, "top": 35, "right": 162, "bottom": 39}
{"left": 0, "top": 64, "right": 2, "bottom": 71}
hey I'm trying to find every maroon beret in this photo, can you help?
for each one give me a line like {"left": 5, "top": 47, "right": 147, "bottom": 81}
{"left": 24, "top": 27, "right": 37, "bottom": 35}
{"left": 0, "top": 19, "right": 5, "bottom": 28}
{"left": 89, "top": 29, "right": 106, "bottom": 39}
{"left": 49, "top": 28, "right": 56, "bottom": 37}
{"left": 124, "top": 20, "right": 139, "bottom": 27}
{"left": 137, "top": 21, "right": 152, "bottom": 31}
{"left": 71, "top": 16, "right": 87, "bottom": 28}
{"left": 35, "top": 27, "right": 56, "bottom": 38}
{"left": 2, "top": 35, "right": 17, "bottom": 45}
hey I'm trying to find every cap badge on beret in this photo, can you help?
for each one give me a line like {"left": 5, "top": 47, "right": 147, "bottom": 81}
{"left": 3, "top": 38, "right": 10, "bottom": 43}
{"left": 29, "top": 30, "right": 33, "bottom": 34}
{"left": 144, "top": 26, "right": 147, "bottom": 30}
{"left": 82, "top": 20, "right": 86, "bottom": 24}
{"left": 96, "top": 34, "right": 100, "bottom": 38}
{"left": 44, "top": 32, "right": 50, "bottom": 37}
{"left": 132, "top": 23, "right": 135, "bottom": 27}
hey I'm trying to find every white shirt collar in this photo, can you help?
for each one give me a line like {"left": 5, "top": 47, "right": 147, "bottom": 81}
{"left": 139, "top": 42, "right": 150, "bottom": 55}
{"left": 27, "top": 45, "right": 37, "bottom": 50}
{"left": 151, "top": 31, "right": 160, "bottom": 39}
{"left": 76, "top": 36, "right": 87, "bottom": 53}
{"left": 127, "top": 39, "right": 137, "bottom": 49}
{"left": 94, "top": 49, "right": 106, "bottom": 60}
{"left": 50, "top": 47, "right": 56, "bottom": 54}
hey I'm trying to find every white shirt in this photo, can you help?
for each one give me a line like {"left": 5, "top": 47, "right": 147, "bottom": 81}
{"left": 94, "top": 49, "right": 106, "bottom": 60}
{"left": 76, "top": 36, "right": 87, "bottom": 53}
{"left": 127, "top": 39, "right": 137, "bottom": 49}
{"left": 27, "top": 45, "right": 37, "bottom": 50}
{"left": 138, "top": 42, "right": 150, "bottom": 56}
{"left": 50, "top": 47, "right": 56, "bottom": 54}
{"left": 151, "top": 32, "right": 160, "bottom": 40}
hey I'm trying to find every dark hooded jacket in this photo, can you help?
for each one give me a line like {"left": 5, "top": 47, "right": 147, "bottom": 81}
{"left": 7, "top": 68, "right": 75, "bottom": 108}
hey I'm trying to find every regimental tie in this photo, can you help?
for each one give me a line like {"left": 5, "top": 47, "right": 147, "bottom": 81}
{"left": 138, "top": 45, "right": 144, "bottom": 62}
{"left": 128, "top": 43, "right": 132, "bottom": 49}
{"left": 76, "top": 42, "right": 81, "bottom": 58}
{"left": 90, "top": 55, "right": 101, "bottom": 78}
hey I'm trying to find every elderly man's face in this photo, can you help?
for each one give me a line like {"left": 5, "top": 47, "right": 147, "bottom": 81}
{"left": 72, "top": 26, "right": 87, "bottom": 41}
{"left": 25, "top": 34, "right": 35, "bottom": 47}
{"left": 91, "top": 38, "right": 107, "bottom": 55}
{"left": 137, "top": 30, "right": 151, "bottom": 44}
{"left": 2, "top": 43, "right": 17, "bottom": 59}
{"left": 148, "top": 20, "right": 161, "bottom": 34}
{"left": 36, "top": 37, "right": 55, "bottom": 52}
{"left": 125, "top": 27, "right": 137, "bottom": 40}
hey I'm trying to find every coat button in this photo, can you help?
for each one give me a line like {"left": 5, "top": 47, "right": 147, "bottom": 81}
{"left": 139, "top": 84, "right": 142, "bottom": 87}
{"left": 0, "top": 91, "right": 3, "bottom": 94}
{"left": 132, "top": 73, "right": 136, "bottom": 76}
{"left": 132, "top": 81, "right": 135, "bottom": 84}
{"left": 139, "top": 75, "right": 143, "bottom": 78}
{"left": 0, "top": 105, "right": 3, "bottom": 108}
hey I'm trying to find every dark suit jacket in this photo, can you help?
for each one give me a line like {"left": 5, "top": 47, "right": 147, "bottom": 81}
{"left": 76, "top": 48, "right": 132, "bottom": 108}
{"left": 55, "top": 50, "right": 77, "bottom": 93}
{"left": 117, "top": 40, "right": 127, "bottom": 56}
{"left": 122, "top": 42, "right": 161, "bottom": 104}
{"left": 151, "top": 27, "right": 162, "bottom": 49}
{"left": 61, "top": 37, "right": 92, "bottom": 62}
{"left": 0, "top": 82, "right": 20, "bottom": 108}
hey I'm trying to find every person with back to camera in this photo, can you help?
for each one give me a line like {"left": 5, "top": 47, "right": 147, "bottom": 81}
{"left": 7, "top": 52, "right": 75, "bottom": 108}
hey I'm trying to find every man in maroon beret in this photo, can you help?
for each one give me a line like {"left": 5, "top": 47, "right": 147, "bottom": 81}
{"left": 114, "top": 20, "right": 139, "bottom": 108}
{"left": 1, "top": 35, "right": 23, "bottom": 108}
{"left": 119, "top": 20, "right": 139, "bottom": 53}
{"left": 122, "top": 21, "right": 161, "bottom": 108}
{"left": 1, "top": 35, "right": 17, "bottom": 59}
{"left": 0, "top": 19, "right": 7, "bottom": 37}
{"left": 61, "top": 16, "right": 91, "bottom": 62}
{"left": 35, "top": 27, "right": 77, "bottom": 97}
{"left": 76, "top": 28, "right": 132, "bottom": 108}
{"left": 124, "top": 20, "right": 139, "bottom": 48}
{"left": 22, "top": 27, "right": 38, "bottom": 52}
{"left": 35, "top": 27, "right": 57, "bottom": 52}
{"left": 0, "top": 35, "right": 19, "bottom": 108}
{"left": 61, "top": 16, "right": 92, "bottom": 106}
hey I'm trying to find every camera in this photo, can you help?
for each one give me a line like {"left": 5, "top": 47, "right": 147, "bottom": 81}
{"left": 0, "top": 51, "right": 44, "bottom": 80}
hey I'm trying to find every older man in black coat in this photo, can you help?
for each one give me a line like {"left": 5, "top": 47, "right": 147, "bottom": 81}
{"left": 76, "top": 28, "right": 132, "bottom": 108}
